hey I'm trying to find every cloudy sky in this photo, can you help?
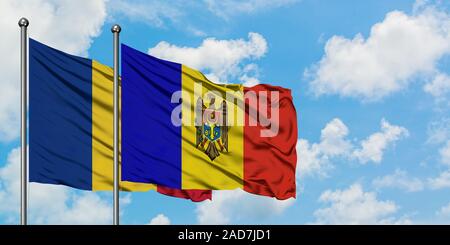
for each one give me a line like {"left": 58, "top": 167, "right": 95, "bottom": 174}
{"left": 1, "top": 0, "right": 450, "bottom": 224}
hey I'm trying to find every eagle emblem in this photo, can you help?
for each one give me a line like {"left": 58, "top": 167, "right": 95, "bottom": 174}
{"left": 195, "top": 96, "right": 229, "bottom": 161}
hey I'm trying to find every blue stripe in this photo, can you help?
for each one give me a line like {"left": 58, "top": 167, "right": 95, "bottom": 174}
{"left": 29, "top": 38, "right": 93, "bottom": 190}
{"left": 121, "top": 44, "right": 182, "bottom": 188}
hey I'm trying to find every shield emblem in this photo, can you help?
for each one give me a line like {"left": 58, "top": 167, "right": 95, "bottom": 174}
{"left": 195, "top": 97, "right": 229, "bottom": 161}
{"left": 203, "top": 124, "right": 221, "bottom": 141}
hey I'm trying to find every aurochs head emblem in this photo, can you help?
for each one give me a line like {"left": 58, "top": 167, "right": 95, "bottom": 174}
{"left": 195, "top": 96, "right": 229, "bottom": 161}
{"left": 203, "top": 124, "right": 221, "bottom": 141}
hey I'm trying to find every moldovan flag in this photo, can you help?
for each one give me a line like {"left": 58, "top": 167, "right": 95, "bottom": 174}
{"left": 29, "top": 38, "right": 211, "bottom": 202}
{"left": 121, "top": 45, "right": 297, "bottom": 200}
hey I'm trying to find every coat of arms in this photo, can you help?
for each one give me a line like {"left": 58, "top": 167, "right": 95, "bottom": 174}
{"left": 195, "top": 97, "right": 229, "bottom": 161}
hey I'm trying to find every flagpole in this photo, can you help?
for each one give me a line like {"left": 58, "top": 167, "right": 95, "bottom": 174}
{"left": 112, "top": 24, "right": 121, "bottom": 226}
{"left": 18, "top": 17, "right": 29, "bottom": 226}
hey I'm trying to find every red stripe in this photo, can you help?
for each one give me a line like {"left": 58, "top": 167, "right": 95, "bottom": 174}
{"left": 243, "top": 85, "right": 297, "bottom": 200}
{"left": 156, "top": 185, "right": 212, "bottom": 202}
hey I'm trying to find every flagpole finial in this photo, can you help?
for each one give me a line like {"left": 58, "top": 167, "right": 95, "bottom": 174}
{"left": 111, "top": 24, "right": 121, "bottom": 33}
{"left": 18, "top": 18, "right": 29, "bottom": 27}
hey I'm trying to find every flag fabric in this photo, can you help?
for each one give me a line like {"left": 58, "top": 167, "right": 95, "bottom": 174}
{"left": 121, "top": 44, "right": 297, "bottom": 200}
{"left": 29, "top": 38, "right": 211, "bottom": 202}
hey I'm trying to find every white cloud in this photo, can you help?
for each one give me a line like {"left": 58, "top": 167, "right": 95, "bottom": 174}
{"left": 0, "top": 0, "right": 107, "bottom": 141}
{"left": 439, "top": 140, "right": 450, "bottom": 165}
{"left": 149, "top": 32, "right": 267, "bottom": 84}
{"left": 204, "top": 0, "right": 298, "bottom": 19}
{"left": 239, "top": 63, "right": 262, "bottom": 87}
{"left": 109, "top": 0, "right": 295, "bottom": 35}
{"left": 372, "top": 169, "right": 424, "bottom": 192}
{"left": 352, "top": 119, "right": 409, "bottom": 164}
{"left": 306, "top": 5, "right": 450, "bottom": 101}
{"left": 0, "top": 148, "right": 21, "bottom": 215}
{"left": 108, "top": 0, "right": 182, "bottom": 28}
{"left": 313, "top": 183, "right": 411, "bottom": 224}
{"left": 424, "top": 73, "right": 450, "bottom": 98}
{"left": 39, "top": 191, "right": 112, "bottom": 225}
{"left": 148, "top": 214, "right": 171, "bottom": 225}
{"left": 0, "top": 147, "right": 116, "bottom": 224}
{"left": 426, "top": 119, "right": 450, "bottom": 179}
{"left": 240, "top": 75, "right": 261, "bottom": 87}
{"left": 297, "top": 118, "right": 351, "bottom": 177}
{"left": 427, "top": 117, "right": 450, "bottom": 144}
{"left": 319, "top": 118, "right": 352, "bottom": 156}
{"left": 298, "top": 118, "right": 408, "bottom": 177}
{"left": 196, "top": 189, "right": 294, "bottom": 225}
{"left": 297, "top": 139, "right": 330, "bottom": 178}
{"left": 110, "top": 0, "right": 297, "bottom": 24}
{"left": 428, "top": 170, "right": 450, "bottom": 189}
{"left": 437, "top": 202, "right": 450, "bottom": 217}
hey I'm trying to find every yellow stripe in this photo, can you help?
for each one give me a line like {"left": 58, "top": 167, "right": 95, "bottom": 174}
{"left": 91, "top": 60, "right": 156, "bottom": 191}
{"left": 181, "top": 65, "right": 244, "bottom": 189}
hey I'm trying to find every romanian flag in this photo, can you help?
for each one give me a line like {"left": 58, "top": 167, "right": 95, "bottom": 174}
{"left": 29, "top": 39, "right": 211, "bottom": 202}
{"left": 121, "top": 45, "right": 297, "bottom": 200}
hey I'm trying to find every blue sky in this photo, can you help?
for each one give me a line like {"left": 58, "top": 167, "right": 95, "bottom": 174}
{"left": 1, "top": 0, "right": 450, "bottom": 224}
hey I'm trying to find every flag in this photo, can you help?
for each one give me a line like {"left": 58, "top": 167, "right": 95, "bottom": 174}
{"left": 121, "top": 44, "right": 297, "bottom": 200}
{"left": 29, "top": 38, "right": 211, "bottom": 202}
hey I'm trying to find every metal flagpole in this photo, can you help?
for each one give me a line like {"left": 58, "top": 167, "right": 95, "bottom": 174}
{"left": 111, "top": 24, "right": 121, "bottom": 226}
{"left": 19, "top": 17, "right": 29, "bottom": 226}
